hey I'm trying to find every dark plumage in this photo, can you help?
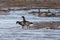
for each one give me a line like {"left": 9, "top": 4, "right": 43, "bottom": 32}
{"left": 16, "top": 16, "right": 33, "bottom": 29}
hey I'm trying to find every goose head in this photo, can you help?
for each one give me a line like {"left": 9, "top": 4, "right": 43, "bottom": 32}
{"left": 22, "top": 16, "right": 25, "bottom": 18}
{"left": 16, "top": 21, "right": 24, "bottom": 26}
{"left": 21, "top": 16, "right": 26, "bottom": 22}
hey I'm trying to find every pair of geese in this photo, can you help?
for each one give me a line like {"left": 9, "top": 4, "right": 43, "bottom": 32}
{"left": 16, "top": 16, "right": 33, "bottom": 29}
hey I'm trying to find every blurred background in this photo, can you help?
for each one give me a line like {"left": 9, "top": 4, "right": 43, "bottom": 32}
{"left": 0, "top": 0, "right": 60, "bottom": 40}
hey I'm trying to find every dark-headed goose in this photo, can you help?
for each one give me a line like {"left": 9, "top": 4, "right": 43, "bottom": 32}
{"left": 16, "top": 16, "right": 33, "bottom": 29}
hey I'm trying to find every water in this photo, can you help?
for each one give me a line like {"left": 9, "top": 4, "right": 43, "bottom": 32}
{"left": 0, "top": 9, "right": 60, "bottom": 40}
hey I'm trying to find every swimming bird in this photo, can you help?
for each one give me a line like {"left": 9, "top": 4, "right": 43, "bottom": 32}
{"left": 46, "top": 10, "right": 56, "bottom": 17}
{"left": 16, "top": 16, "right": 33, "bottom": 29}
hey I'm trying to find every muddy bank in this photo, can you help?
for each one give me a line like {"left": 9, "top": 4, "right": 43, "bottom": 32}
{"left": 30, "top": 21, "right": 60, "bottom": 29}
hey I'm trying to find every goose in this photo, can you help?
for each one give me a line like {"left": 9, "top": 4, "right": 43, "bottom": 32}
{"left": 46, "top": 10, "right": 56, "bottom": 17}
{"left": 16, "top": 16, "right": 33, "bottom": 29}
{"left": 38, "top": 12, "right": 47, "bottom": 17}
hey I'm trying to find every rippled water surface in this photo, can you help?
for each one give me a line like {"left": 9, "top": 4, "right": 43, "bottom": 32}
{"left": 0, "top": 9, "right": 60, "bottom": 40}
